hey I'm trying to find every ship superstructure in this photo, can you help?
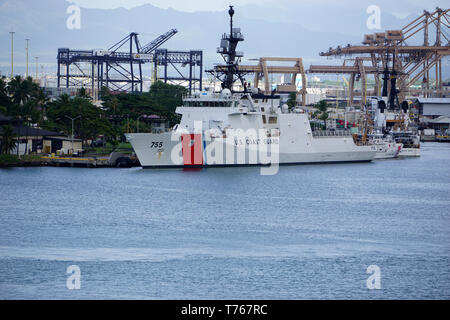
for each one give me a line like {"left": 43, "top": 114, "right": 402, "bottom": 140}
{"left": 126, "top": 7, "right": 377, "bottom": 171}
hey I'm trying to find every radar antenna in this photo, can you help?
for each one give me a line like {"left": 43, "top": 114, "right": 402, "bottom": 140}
{"left": 206, "top": 6, "right": 249, "bottom": 92}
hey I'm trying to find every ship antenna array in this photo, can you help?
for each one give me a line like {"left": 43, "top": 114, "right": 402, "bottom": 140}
{"left": 206, "top": 6, "right": 248, "bottom": 92}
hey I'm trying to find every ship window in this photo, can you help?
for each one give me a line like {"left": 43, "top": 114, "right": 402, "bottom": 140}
{"left": 268, "top": 116, "right": 277, "bottom": 124}
{"left": 261, "top": 107, "right": 265, "bottom": 112}
{"left": 262, "top": 115, "right": 267, "bottom": 124}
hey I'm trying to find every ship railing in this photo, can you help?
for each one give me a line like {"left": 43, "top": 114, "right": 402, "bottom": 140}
{"left": 354, "top": 141, "right": 371, "bottom": 146}
{"left": 312, "top": 129, "right": 353, "bottom": 137}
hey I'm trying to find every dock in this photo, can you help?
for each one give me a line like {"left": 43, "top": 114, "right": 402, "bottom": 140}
{"left": 40, "top": 156, "right": 112, "bottom": 167}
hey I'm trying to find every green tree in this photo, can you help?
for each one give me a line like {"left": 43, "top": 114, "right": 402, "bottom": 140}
{"left": 0, "top": 78, "right": 11, "bottom": 113}
{"left": 78, "top": 87, "right": 91, "bottom": 99}
{"left": 0, "top": 124, "right": 17, "bottom": 154}
{"left": 7, "top": 76, "right": 39, "bottom": 106}
{"left": 3, "top": 76, "right": 45, "bottom": 122}
{"left": 314, "top": 100, "right": 330, "bottom": 130}
{"left": 287, "top": 92, "right": 297, "bottom": 109}
{"left": 43, "top": 95, "right": 114, "bottom": 142}
{"left": 100, "top": 86, "right": 110, "bottom": 99}
{"left": 101, "top": 81, "right": 186, "bottom": 134}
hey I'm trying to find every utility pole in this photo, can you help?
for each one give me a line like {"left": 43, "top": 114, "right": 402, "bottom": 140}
{"left": 9, "top": 32, "right": 15, "bottom": 78}
{"left": 35, "top": 57, "right": 39, "bottom": 80}
{"left": 25, "top": 38, "right": 30, "bottom": 78}
{"left": 65, "top": 115, "right": 81, "bottom": 153}
{"left": 41, "top": 64, "right": 46, "bottom": 87}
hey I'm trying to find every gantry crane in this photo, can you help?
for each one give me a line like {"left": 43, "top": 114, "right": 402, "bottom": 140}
{"left": 309, "top": 7, "right": 449, "bottom": 108}
{"left": 57, "top": 29, "right": 180, "bottom": 93}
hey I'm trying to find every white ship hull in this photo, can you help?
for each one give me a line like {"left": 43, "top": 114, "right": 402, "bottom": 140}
{"left": 399, "top": 147, "right": 420, "bottom": 157}
{"left": 126, "top": 131, "right": 376, "bottom": 169}
{"left": 374, "top": 142, "right": 402, "bottom": 159}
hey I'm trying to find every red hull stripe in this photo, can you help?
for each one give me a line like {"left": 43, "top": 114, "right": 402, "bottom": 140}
{"left": 181, "top": 134, "right": 204, "bottom": 165}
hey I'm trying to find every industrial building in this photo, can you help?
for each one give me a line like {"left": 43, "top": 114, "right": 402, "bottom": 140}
{"left": 415, "top": 98, "right": 450, "bottom": 116}
{"left": 0, "top": 115, "right": 80, "bottom": 155}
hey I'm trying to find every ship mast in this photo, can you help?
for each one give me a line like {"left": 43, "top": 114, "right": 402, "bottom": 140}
{"left": 207, "top": 6, "right": 248, "bottom": 92}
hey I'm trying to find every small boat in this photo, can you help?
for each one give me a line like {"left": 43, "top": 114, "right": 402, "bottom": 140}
{"left": 391, "top": 131, "right": 421, "bottom": 157}
{"left": 370, "top": 134, "right": 403, "bottom": 159}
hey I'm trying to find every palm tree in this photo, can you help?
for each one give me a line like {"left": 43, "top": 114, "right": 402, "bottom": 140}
{"left": 0, "top": 124, "right": 17, "bottom": 155}
{"left": 0, "top": 78, "right": 11, "bottom": 109}
{"left": 34, "top": 88, "right": 50, "bottom": 122}
{"left": 7, "top": 76, "right": 39, "bottom": 106}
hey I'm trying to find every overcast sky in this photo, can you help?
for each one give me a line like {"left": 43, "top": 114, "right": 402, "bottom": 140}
{"left": 66, "top": 0, "right": 446, "bottom": 15}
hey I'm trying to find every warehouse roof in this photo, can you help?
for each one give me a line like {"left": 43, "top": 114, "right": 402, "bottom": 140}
{"left": 0, "top": 125, "right": 63, "bottom": 137}
{"left": 416, "top": 98, "right": 450, "bottom": 104}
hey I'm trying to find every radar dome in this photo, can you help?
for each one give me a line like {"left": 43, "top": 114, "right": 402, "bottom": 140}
{"left": 220, "top": 88, "right": 232, "bottom": 98}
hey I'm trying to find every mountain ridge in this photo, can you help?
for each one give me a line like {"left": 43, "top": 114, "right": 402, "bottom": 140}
{"left": 0, "top": 0, "right": 447, "bottom": 79}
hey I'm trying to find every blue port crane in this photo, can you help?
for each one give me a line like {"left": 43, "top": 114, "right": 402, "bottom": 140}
{"left": 139, "top": 29, "right": 178, "bottom": 54}
{"left": 57, "top": 29, "right": 182, "bottom": 93}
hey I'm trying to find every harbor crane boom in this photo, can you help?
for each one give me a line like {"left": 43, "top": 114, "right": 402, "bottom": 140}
{"left": 140, "top": 29, "right": 178, "bottom": 54}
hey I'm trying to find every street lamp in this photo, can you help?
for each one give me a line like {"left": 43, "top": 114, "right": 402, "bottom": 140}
{"left": 25, "top": 38, "right": 30, "bottom": 78}
{"left": 65, "top": 115, "right": 81, "bottom": 153}
{"left": 9, "top": 32, "right": 15, "bottom": 78}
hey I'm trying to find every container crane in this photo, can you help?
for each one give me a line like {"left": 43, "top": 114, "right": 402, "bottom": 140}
{"left": 57, "top": 29, "right": 180, "bottom": 93}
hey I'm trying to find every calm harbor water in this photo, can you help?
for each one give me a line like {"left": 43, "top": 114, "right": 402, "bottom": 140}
{"left": 0, "top": 142, "right": 449, "bottom": 299}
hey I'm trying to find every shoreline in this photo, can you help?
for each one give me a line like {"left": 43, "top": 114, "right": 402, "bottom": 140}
{"left": 0, "top": 155, "right": 139, "bottom": 168}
